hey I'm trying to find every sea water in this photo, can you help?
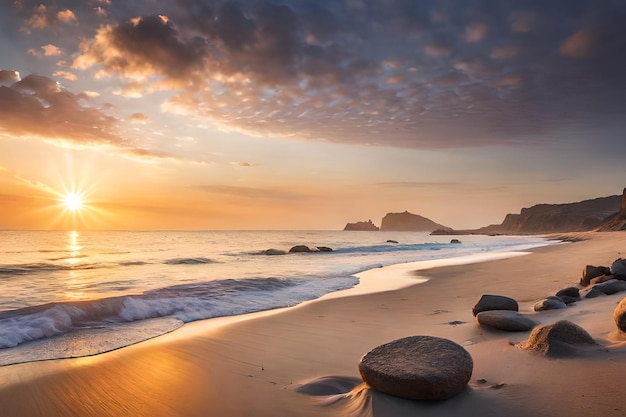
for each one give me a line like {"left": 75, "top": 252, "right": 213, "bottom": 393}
{"left": 0, "top": 230, "right": 552, "bottom": 364}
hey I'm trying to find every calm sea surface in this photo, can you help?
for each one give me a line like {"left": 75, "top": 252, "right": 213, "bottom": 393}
{"left": 0, "top": 230, "right": 552, "bottom": 364}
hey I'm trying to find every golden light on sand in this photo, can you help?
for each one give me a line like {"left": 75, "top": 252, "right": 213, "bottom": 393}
{"left": 62, "top": 192, "right": 85, "bottom": 212}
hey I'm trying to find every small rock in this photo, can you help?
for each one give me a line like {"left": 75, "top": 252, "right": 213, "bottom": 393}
{"left": 450, "top": 239, "right": 462, "bottom": 244}
{"left": 316, "top": 246, "right": 333, "bottom": 252}
{"left": 472, "top": 294, "right": 518, "bottom": 316}
{"left": 592, "top": 279, "right": 626, "bottom": 295}
{"left": 534, "top": 297, "right": 567, "bottom": 312}
{"left": 555, "top": 287, "right": 580, "bottom": 299}
{"left": 584, "top": 287, "right": 606, "bottom": 299}
{"left": 476, "top": 310, "right": 536, "bottom": 332}
{"left": 289, "top": 245, "right": 312, "bottom": 253}
{"left": 358, "top": 335, "right": 473, "bottom": 401}
{"left": 613, "top": 297, "right": 626, "bottom": 332}
{"left": 518, "top": 320, "right": 598, "bottom": 357}
{"left": 264, "top": 248, "right": 286, "bottom": 255}
{"left": 386, "top": 240, "right": 399, "bottom": 244}
{"left": 590, "top": 275, "right": 615, "bottom": 285}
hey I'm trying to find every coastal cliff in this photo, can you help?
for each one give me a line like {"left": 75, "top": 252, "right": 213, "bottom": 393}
{"left": 597, "top": 188, "right": 626, "bottom": 231}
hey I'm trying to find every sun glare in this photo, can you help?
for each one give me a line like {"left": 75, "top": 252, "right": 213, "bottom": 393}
{"left": 63, "top": 192, "right": 85, "bottom": 212}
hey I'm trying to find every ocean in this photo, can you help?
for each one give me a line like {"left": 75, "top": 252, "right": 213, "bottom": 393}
{"left": 0, "top": 230, "right": 552, "bottom": 365}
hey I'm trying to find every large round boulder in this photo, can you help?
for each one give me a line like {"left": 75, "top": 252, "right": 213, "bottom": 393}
{"left": 289, "top": 245, "right": 312, "bottom": 253}
{"left": 613, "top": 297, "right": 626, "bottom": 332}
{"left": 472, "top": 294, "right": 518, "bottom": 316}
{"left": 518, "top": 320, "right": 598, "bottom": 357}
{"left": 476, "top": 310, "right": 536, "bottom": 332}
{"left": 358, "top": 336, "right": 473, "bottom": 401}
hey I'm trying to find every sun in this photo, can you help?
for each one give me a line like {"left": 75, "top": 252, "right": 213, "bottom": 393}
{"left": 62, "top": 192, "right": 85, "bottom": 212}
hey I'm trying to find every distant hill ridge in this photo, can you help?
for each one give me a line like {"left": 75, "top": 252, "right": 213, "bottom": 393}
{"left": 344, "top": 188, "right": 626, "bottom": 234}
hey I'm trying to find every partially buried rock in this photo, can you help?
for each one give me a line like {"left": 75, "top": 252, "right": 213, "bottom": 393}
{"left": 555, "top": 287, "right": 580, "bottom": 300}
{"left": 316, "top": 246, "right": 333, "bottom": 252}
{"left": 289, "top": 245, "right": 312, "bottom": 253}
{"left": 358, "top": 335, "right": 473, "bottom": 401}
{"left": 534, "top": 297, "right": 567, "bottom": 311}
{"left": 450, "top": 239, "right": 462, "bottom": 244}
{"left": 264, "top": 248, "right": 286, "bottom": 256}
{"left": 518, "top": 320, "right": 598, "bottom": 357}
{"left": 614, "top": 297, "right": 626, "bottom": 333}
{"left": 476, "top": 310, "right": 536, "bottom": 332}
{"left": 472, "top": 294, "right": 518, "bottom": 316}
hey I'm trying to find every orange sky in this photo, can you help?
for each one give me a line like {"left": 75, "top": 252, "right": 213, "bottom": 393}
{"left": 1, "top": 1, "right": 625, "bottom": 230}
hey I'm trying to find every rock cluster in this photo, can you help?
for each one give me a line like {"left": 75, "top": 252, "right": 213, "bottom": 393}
{"left": 358, "top": 336, "right": 473, "bottom": 401}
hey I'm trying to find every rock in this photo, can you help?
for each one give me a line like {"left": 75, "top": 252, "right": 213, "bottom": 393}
{"left": 358, "top": 335, "right": 473, "bottom": 401}
{"left": 264, "top": 248, "right": 286, "bottom": 255}
{"left": 344, "top": 219, "right": 380, "bottom": 231}
{"left": 476, "top": 310, "right": 536, "bottom": 332}
{"left": 555, "top": 287, "right": 580, "bottom": 299}
{"left": 386, "top": 240, "right": 399, "bottom": 244}
{"left": 472, "top": 294, "right": 518, "bottom": 317}
{"left": 592, "top": 279, "right": 626, "bottom": 295}
{"left": 316, "top": 246, "right": 333, "bottom": 252}
{"left": 581, "top": 265, "right": 611, "bottom": 286}
{"left": 380, "top": 211, "right": 450, "bottom": 232}
{"left": 611, "top": 258, "right": 626, "bottom": 279}
{"left": 589, "top": 275, "right": 614, "bottom": 285}
{"left": 518, "top": 320, "right": 598, "bottom": 357}
{"left": 450, "top": 239, "right": 462, "bottom": 244}
{"left": 556, "top": 295, "right": 578, "bottom": 305}
{"left": 584, "top": 287, "right": 606, "bottom": 299}
{"left": 534, "top": 297, "right": 567, "bottom": 311}
{"left": 614, "top": 297, "right": 626, "bottom": 332}
{"left": 289, "top": 245, "right": 312, "bottom": 253}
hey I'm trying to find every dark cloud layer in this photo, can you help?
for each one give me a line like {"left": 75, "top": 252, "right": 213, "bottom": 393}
{"left": 7, "top": 0, "right": 626, "bottom": 148}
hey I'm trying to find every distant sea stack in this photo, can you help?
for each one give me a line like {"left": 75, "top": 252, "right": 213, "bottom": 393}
{"left": 380, "top": 211, "right": 450, "bottom": 232}
{"left": 343, "top": 219, "right": 380, "bottom": 231}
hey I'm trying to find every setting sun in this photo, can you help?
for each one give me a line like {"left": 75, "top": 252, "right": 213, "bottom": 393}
{"left": 62, "top": 192, "right": 85, "bottom": 212}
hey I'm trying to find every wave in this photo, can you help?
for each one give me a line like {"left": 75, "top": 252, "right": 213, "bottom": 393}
{"left": 0, "top": 275, "right": 358, "bottom": 350}
{"left": 0, "top": 262, "right": 107, "bottom": 275}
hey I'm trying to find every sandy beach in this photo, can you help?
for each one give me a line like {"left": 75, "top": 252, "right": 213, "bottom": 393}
{"left": 1, "top": 232, "right": 626, "bottom": 417}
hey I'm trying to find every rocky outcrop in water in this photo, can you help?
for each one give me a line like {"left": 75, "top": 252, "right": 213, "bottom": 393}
{"left": 343, "top": 219, "right": 380, "bottom": 231}
{"left": 380, "top": 211, "right": 449, "bottom": 232}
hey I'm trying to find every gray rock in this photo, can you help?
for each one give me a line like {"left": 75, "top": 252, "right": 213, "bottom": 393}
{"left": 581, "top": 265, "right": 611, "bottom": 287}
{"left": 476, "top": 310, "right": 536, "bottom": 332}
{"left": 472, "top": 294, "right": 518, "bottom": 316}
{"left": 450, "top": 239, "right": 462, "bottom": 244}
{"left": 584, "top": 287, "right": 606, "bottom": 299}
{"left": 289, "top": 245, "right": 312, "bottom": 253}
{"left": 358, "top": 335, "right": 473, "bottom": 401}
{"left": 614, "top": 297, "right": 626, "bottom": 332}
{"left": 264, "top": 248, "right": 286, "bottom": 255}
{"left": 592, "top": 279, "right": 626, "bottom": 295}
{"left": 316, "top": 246, "right": 333, "bottom": 252}
{"left": 611, "top": 258, "right": 626, "bottom": 279}
{"left": 518, "top": 320, "right": 598, "bottom": 357}
{"left": 534, "top": 297, "right": 567, "bottom": 312}
{"left": 555, "top": 287, "right": 580, "bottom": 299}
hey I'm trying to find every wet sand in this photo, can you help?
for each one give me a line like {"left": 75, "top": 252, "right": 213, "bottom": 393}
{"left": 1, "top": 232, "right": 625, "bottom": 417}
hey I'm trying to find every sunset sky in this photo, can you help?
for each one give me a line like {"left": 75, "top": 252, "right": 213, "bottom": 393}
{"left": 1, "top": 0, "right": 625, "bottom": 230}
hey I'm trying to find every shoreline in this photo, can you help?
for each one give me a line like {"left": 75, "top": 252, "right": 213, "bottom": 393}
{"left": 1, "top": 232, "right": 625, "bottom": 416}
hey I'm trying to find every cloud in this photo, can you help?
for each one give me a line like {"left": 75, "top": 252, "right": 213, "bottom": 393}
{"left": 9, "top": 0, "right": 626, "bottom": 150}
{"left": 0, "top": 71, "right": 181, "bottom": 162}
{"left": 130, "top": 112, "right": 149, "bottom": 124}
{"left": 42, "top": 44, "right": 62, "bottom": 56}
{"left": 52, "top": 70, "right": 76, "bottom": 81}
